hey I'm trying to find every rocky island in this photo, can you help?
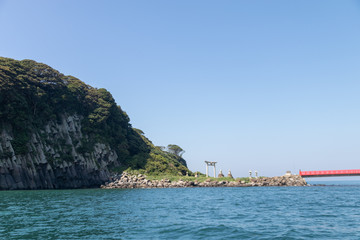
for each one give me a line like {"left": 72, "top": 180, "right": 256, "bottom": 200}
{"left": 0, "top": 57, "right": 189, "bottom": 190}
{"left": 0, "top": 57, "right": 308, "bottom": 190}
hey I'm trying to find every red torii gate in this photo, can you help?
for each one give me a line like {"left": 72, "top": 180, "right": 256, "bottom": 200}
{"left": 299, "top": 169, "right": 360, "bottom": 178}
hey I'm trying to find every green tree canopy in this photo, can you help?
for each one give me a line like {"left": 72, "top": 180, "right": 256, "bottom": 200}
{"left": 167, "top": 144, "right": 185, "bottom": 157}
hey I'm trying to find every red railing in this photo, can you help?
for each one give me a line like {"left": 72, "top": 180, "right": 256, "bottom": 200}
{"left": 299, "top": 169, "right": 360, "bottom": 177}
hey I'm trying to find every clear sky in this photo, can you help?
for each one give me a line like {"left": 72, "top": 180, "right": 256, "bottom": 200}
{"left": 1, "top": 0, "right": 360, "bottom": 178}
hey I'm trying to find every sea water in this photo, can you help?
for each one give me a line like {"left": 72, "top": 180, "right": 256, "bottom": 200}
{"left": 0, "top": 185, "right": 360, "bottom": 239}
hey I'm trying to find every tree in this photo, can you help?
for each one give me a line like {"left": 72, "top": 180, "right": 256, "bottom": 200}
{"left": 167, "top": 144, "right": 185, "bottom": 157}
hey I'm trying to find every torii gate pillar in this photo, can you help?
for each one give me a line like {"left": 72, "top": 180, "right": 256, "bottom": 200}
{"left": 205, "top": 161, "right": 217, "bottom": 177}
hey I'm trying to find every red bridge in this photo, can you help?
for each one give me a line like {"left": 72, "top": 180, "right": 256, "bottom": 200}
{"left": 299, "top": 169, "right": 360, "bottom": 177}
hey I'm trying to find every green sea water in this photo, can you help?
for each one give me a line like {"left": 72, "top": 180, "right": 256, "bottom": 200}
{"left": 1, "top": 186, "right": 359, "bottom": 239}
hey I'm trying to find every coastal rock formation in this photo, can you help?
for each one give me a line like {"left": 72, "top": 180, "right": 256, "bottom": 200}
{"left": 101, "top": 172, "right": 307, "bottom": 189}
{"left": 0, "top": 113, "right": 118, "bottom": 190}
{"left": 249, "top": 175, "right": 307, "bottom": 187}
{"left": 101, "top": 172, "right": 245, "bottom": 189}
{"left": 0, "top": 57, "right": 189, "bottom": 190}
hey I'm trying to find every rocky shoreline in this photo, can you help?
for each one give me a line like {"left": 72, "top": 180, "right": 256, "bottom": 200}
{"left": 100, "top": 172, "right": 307, "bottom": 189}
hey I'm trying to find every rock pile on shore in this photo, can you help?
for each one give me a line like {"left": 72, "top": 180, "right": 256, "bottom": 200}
{"left": 249, "top": 175, "right": 307, "bottom": 187}
{"left": 100, "top": 172, "right": 307, "bottom": 189}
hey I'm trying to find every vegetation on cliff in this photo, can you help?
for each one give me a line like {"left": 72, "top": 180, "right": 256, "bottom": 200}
{"left": 0, "top": 57, "right": 189, "bottom": 176}
{"left": 131, "top": 129, "right": 190, "bottom": 176}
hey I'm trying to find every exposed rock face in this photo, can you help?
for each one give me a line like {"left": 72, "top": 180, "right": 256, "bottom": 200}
{"left": 0, "top": 113, "right": 118, "bottom": 190}
{"left": 101, "top": 172, "right": 307, "bottom": 189}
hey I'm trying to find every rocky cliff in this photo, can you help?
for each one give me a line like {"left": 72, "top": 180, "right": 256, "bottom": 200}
{"left": 0, "top": 113, "right": 119, "bottom": 189}
{"left": 0, "top": 57, "right": 189, "bottom": 190}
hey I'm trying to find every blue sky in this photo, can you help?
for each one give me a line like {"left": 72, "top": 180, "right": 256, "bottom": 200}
{"left": 1, "top": 0, "right": 360, "bottom": 177}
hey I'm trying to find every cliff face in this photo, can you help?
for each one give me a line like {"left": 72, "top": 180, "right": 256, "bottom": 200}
{"left": 0, "top": 113, "right": 118, "bottom": 189}
{"left": 0, "top": 57, "right": 189, "bottom": 190}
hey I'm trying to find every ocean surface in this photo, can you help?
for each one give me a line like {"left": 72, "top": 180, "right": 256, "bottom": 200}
{"left": 1, "top": 184, "right": 360, "bottom": 239}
